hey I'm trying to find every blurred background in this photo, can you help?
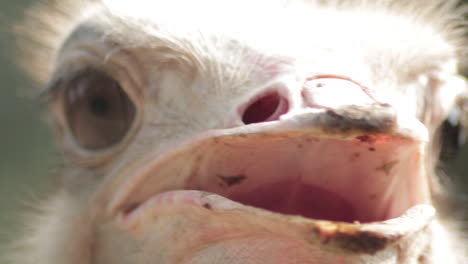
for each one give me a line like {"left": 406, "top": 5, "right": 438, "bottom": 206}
{"left": 0, "top": 0, "right": 57, "bottom": 248}
{"left": 0, "top": 0, "right": 467, "bottom": 249}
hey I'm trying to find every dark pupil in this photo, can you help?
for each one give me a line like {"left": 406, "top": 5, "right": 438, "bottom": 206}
{"left": 90, "top": 96, "right": 110, "bottom": 116}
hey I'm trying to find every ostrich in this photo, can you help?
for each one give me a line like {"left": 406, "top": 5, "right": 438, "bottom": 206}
{"left": 6, "top": 0, "right": 468, "bottom": 263}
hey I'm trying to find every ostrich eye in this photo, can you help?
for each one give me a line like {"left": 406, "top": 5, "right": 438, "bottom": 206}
{"left": 439, "top": 105, "right": 465, "bottom": 161}
{"left": 64, "top": 71, "right": 136, "bottom": 150}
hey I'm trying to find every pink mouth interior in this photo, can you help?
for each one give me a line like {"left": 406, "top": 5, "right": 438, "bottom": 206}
{"left": 233, "top": 181, "right": 356, "bottom": 222}
{"left": 182, "top": 134, "right": 426, "bottom": 223}
{"left": 119, "top": 132, "right": 428, "bottom": 224}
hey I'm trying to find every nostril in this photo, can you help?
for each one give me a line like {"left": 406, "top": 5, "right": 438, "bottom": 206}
{"left": 241, "top": 92, "right": 289, "bottom": 125}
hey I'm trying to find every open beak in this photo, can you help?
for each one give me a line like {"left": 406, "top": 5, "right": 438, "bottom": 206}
{"left": 102, "top": 76, "right": 434, "bottom": 263}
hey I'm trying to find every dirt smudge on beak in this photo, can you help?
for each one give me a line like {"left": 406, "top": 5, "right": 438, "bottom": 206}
{"left": 218, "top": 174, "right": 247, "bottom": 187}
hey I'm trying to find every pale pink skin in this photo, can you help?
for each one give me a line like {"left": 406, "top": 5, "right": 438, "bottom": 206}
{"left": 12, "top": 1, "right": 468, "bottom": 264}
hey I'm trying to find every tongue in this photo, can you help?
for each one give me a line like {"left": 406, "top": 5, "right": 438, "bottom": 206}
{"left": 230, "top": 181, "right": 357, "bottom": 222}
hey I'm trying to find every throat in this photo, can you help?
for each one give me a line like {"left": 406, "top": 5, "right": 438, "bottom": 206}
{"left": 230, "top": 181, "right": 356, "bottom": 222}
